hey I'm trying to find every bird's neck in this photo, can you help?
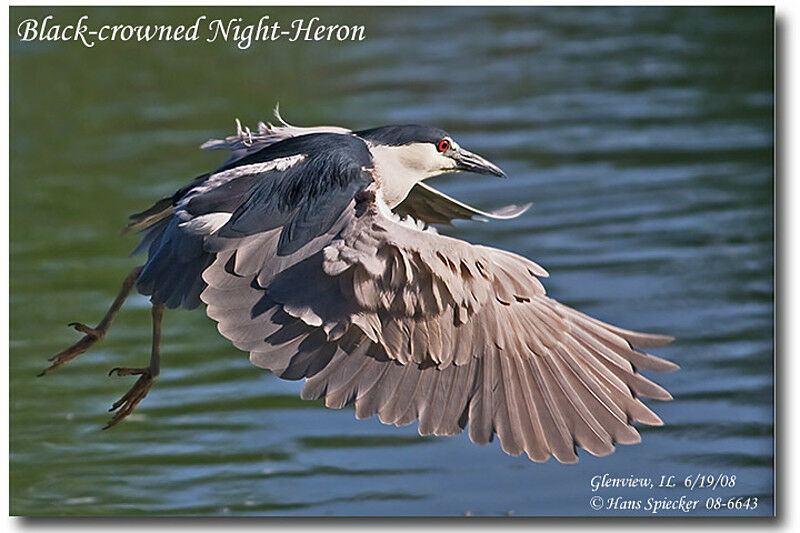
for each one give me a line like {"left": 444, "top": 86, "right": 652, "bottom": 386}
{"left": 368, "top": 144, "right": 431, "bottom": 208}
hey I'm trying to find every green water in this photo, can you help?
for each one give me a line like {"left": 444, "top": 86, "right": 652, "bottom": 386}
{"left": 11, "top": 6, "right": 773, "bottom": 516}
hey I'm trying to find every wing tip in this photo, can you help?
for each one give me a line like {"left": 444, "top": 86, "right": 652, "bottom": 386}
{"left": 659, "top": 358, "right": 681, "bottom": 373}
{"left": 641, "top": 414, "right": 665, "bottom": 427}
{"left": 633, "top": 333, "right": 675, "bottom": 349}
{"left": 482, "top": 202, "right": 533, "bottom": 221}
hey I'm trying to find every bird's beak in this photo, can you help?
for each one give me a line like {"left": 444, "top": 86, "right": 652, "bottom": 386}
{"left": 454, "top": 149, "right": 506, "bottom": 178}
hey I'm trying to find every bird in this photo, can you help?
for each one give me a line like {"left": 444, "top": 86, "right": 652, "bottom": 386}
{"left": 41, "top": 108, "right": 677, "bottom": 463}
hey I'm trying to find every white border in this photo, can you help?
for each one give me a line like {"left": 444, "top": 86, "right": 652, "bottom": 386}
{"left": 3, "top": 1, "right": 787, "bottom": 530}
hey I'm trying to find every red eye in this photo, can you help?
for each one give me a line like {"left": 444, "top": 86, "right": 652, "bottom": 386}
{"left": 437, "top": 139, "right": 450, "bottom": 152}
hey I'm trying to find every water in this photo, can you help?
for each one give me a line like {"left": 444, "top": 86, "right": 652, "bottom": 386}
{"left": 10, "top": 6, "right": 774, "bottom": 516}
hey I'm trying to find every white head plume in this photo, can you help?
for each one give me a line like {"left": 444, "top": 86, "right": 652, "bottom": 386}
{"left": 200, "top": 104, "right": 351, "bottom": 167}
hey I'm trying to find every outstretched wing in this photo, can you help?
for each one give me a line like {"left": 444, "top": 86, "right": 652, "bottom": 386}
{"left": 200, "top": 187, "right": 676, "bottom": 464}
{"left": 395, "top": 182, "right": 532, "bottom": 225}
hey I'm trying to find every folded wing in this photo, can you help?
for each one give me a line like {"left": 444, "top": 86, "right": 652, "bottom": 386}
{"left": 132, "top": 131, "right": 372, "bottom": 309}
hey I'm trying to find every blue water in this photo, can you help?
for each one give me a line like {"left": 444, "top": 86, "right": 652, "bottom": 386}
{"left": 10, "top": 6, "right": 773, "bottom": 516}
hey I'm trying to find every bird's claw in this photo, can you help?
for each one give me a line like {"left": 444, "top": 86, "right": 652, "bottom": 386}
{"left": 108, "top": 366, "right": 148, "bottom": 377}
{"left": 38, "top": 323, "right": 106, "bottom": 377}
{"left": 68, "top": 322, "right": 103, "bottom": 339}
{"left": 104, "top": 368, "right": 157, "bottom": 429}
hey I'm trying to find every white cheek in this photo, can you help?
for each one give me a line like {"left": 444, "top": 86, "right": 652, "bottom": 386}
{"left": 369, "top": 143, "right": 455, "bottom": 207}
{"left": 406, "top": 144, "right": 454, "bottom": 175}
{"left": 440, "top": 153, "right": 458, "bottom": 171}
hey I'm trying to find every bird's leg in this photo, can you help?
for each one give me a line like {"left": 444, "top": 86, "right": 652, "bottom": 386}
{"left": 39, "top": 265, "right": 144, "bottom": 376}
{"left": 104, "top": 303, "right": 164, "bottom": 429}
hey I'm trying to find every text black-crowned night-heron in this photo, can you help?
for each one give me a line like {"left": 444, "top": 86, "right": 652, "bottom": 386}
{"left": 42, "top": 109, "right": 676, "bottom": 464}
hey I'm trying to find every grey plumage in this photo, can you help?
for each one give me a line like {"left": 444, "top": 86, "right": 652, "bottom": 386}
{"left": 128, "top": 112, "right": 676, "bottom": 463}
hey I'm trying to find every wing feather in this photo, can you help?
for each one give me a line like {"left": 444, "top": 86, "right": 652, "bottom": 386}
{"left": 200, "top": 184, "right": 675, "bottom": 463}
{"left": 417, "top": 366, "right": 453, "bottom": 435}
{"left": 395, "top": 182, "right": 531, "bottom": 225}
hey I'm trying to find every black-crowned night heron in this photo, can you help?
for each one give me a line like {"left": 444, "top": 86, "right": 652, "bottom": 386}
{"left": 42, "top": 109, "right": 676, "bottom": 463}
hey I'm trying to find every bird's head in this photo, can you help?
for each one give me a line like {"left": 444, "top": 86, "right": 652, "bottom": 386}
{"left": 356, "top": 125, "right": 505, "bottom": 206}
